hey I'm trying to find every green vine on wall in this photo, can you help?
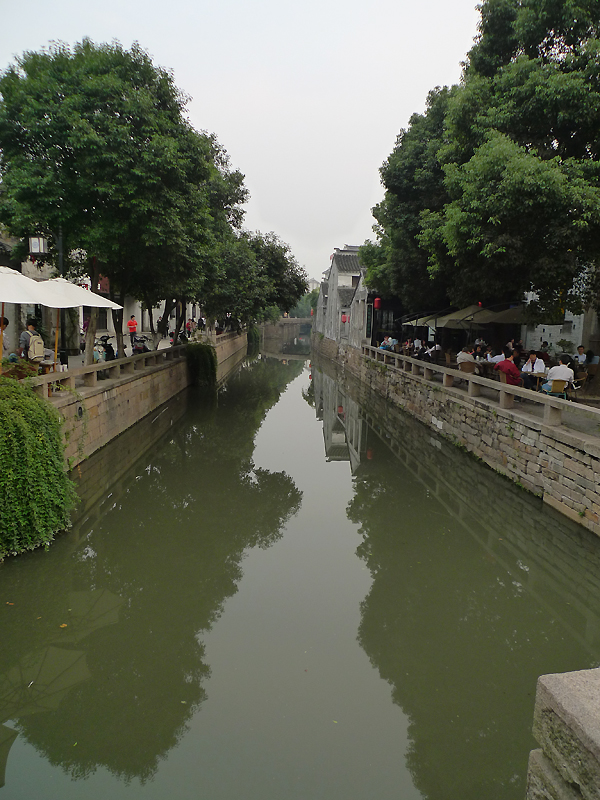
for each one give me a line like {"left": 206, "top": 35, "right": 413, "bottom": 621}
{"left": 0, "top": 378, "right": 78, "bottom": 558}
{"left": 186, "top": 342, "right": 217, "bottom": 386}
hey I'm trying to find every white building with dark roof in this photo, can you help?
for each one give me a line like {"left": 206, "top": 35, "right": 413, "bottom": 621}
{"left": 315, "top": 245, "right": 366, "bottom": 346}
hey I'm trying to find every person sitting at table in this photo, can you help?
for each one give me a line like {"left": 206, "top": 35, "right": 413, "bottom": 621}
{"left": 521, "top": 351, "right": 545, "bottom": 389}
{"left": 413, "top": 336, "right": 422, "bottom": 351}
{"left": 457, "top": 346, "right": 475, "bottom": 365}
{"left": 494, "top": 348, "right": 523, "bottom": 386}
{"left": 575, "top": 345, "right": 587, "bottom": 367}
{"left": 473, "top": 344, "right": 486, "bottom": 360}
{"left": 521, "top": 351, "right": 545, "bottom": 373}
{"left": 486, "top": 347, "right": 504, "bottom": 363}
{"left": 457, "top": 346, "right": 481, "bottom": 374}
{"left": 379, "top": 336, "right": 391, "bottom": 350}
{"left": 426, "top": 341, "right": 441, "bottom": 359}
{"left": 541, "top": 355, "right": 575, "bottom": 393}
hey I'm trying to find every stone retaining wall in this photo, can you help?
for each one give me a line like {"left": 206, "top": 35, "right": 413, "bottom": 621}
{"left": 313, "top": 334, "right": 600, "bottom": 536}
{"left": 54, "top": 358, "right": 190, "bottom": 468}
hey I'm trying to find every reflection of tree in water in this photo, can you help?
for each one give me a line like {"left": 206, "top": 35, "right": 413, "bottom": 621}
{"left": 347, "top": 440, "right": 600, "bottom": 800}
{"left": 1, "top": 357, "right": 303, "bottom": 784}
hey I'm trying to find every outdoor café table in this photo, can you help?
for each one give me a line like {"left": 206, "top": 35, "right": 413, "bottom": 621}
{"left": 477, "top": 360, "right": 497, "bottom": 378}
{"left": 39, "top": 359, "right": 59, "bottom": 375}
{"left": 522, "top": 371, "right": 547, "bottom": 391}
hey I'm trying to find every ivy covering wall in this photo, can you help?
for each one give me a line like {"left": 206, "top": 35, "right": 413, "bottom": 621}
{"left": 0, "top": 378, "right": 77, "bottom": 558}
{"left": 186, "top": 343, "right": 217, "bottom": 386}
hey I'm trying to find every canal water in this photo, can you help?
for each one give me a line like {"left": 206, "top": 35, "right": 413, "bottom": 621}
{"left": 2, "top": 353, "right": 600, "bottom": 800}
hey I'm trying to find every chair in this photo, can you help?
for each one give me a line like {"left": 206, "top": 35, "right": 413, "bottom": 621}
{"left": 569, "top": 372, "right": 588, "bottom": 401}
{"left": 458, "top": 361, "right": 477, "bottom": 374}
{"left": 542, "top": 379, "right": 568, "bottom": 399}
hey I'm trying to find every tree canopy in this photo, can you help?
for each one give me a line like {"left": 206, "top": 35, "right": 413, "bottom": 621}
{"left": 363, "top": 0, "right": 600, "bottom": 317}
{"left": 0, "top": 40, "right": 305, "bottom": 328}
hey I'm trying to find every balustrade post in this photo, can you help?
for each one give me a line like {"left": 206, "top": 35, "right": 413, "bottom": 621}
{"left": 468, "top": 379, "right": 481, "bottom": 397}
{"left": 543, "top": 403, "right": 562, "bottom": 426}
{"left": 499, "top": 390, "right": 514, "bottom": 409}
{"left": 83, "top": 371, "right": 97, "bottom": 388}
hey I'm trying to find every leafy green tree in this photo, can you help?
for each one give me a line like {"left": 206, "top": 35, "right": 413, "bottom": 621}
{"left": 366, "top": 0, "right": 600, "bottom": 316}
{"left": 288, "top": 287, "right": 319, "bottom": 317}
{"left": 0, "top": 40, "right": 249, "bottom": 352}
{"left": 246, "top": 231, "right": 308, "bottom": 313}
{"left": 361, "top": 88, "right": 455, "bottom": 314}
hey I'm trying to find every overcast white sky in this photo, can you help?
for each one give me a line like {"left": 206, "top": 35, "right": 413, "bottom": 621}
{"left": 1, "top": 0, "right": 481, "bottom": 280}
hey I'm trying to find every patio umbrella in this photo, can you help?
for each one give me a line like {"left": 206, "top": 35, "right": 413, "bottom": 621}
{"left": 0, "top": 267, "right": 47, "bottom": 363}
{"left": 38, "top": 278, "right": 122, "bottom": 368}
{"left": 434, "top": 305, "right": 484, "bottom": 329}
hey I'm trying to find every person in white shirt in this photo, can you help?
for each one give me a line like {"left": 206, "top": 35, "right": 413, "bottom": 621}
{"left": 456, "top": 347, "right": 475, "bottom": 364}
{"left": 542, "top": 356, "right": 575, "bottom": 393}
{"left": 413, "top": 337, "right": 422, "bottom": 351}
{"left": 521, "top": 352, "right": 545, "bottom": 374}
{"left": 486, "top": 347, "right": 505, "bottom": 364}
{"left": 575, "top": 345, "right": 587, "bottom": 366}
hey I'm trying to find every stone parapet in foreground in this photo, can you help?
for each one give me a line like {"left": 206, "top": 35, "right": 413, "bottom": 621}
{"left": 527, "top": 669, "right": 600, "bottom": 800}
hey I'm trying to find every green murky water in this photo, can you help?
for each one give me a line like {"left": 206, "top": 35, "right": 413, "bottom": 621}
{"left": 1, "top": 353, "right": 600, "bottom": 799}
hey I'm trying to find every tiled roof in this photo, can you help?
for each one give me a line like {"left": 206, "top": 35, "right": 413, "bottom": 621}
{"left": 338, "top": 287, "right": 356, "bottom": 307}
{"left": 334, "top": 251, "right": 362, "bottom": 273}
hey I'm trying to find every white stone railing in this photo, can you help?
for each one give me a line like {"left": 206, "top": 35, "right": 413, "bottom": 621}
{"left": 25, "top": 344, "right": 187, "bottom": 398}
{"left": 362, "top": 345, "right": 599, "bottom": 429}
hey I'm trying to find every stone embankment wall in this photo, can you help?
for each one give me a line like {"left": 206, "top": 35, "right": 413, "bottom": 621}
{"left": 313, "top": 334, "right": 600, "bottom": 536}
{"left": 53, "top": 332, "right": 247, "bottom": 468}
{"left": 55, "top": 359, "right": 190, "bottom": 468}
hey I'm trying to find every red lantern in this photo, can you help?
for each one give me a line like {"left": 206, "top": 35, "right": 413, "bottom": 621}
{"left": 373, "top": 298, "right": 382, "bottom": 310}
{"left": 366, "top": 448, "right": 374, "bottom": 460}
{"left": 310, "top": 308, "right": 314, "bottom": 316}
{"left": 341, "top": 314, "right": 347, "bottom": 323}
{"left": 337, "top": 405, "right": 344, "bottom": 414}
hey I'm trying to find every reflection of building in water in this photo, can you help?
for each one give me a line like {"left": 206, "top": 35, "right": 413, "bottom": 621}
{"left": 315, "top": 370, "right": 367, "bottom": 473}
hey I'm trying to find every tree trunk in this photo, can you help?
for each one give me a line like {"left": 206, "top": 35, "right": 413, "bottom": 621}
{"left": 155, "top": 299, "right": 175, "bottom": 348}
{"left": 110, "top": 288, "right": 125, "bottom": 357}
{"left": 84, "top": 307, "right": 98, "bottom": 366}
{"left": 84, "top": 259, "right": 100, "bottom": 365}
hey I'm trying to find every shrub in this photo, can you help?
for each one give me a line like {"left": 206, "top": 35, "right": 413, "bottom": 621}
{"left": 186, "top": 343, "right": 217, "bottom": 386}
{"left": 0, "top": 378, "right": 77, "bottom": 558}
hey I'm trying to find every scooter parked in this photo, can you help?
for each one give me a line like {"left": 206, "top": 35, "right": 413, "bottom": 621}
{"left": 132, "top": 334, "right": 151, "bottom": 354}
{"left": 97, "top": 335, "right": 117, "bottom": 360}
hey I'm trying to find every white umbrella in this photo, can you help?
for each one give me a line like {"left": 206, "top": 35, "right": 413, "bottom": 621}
{"left": 39, "top": 278, "right": 122, "bottom": 311}
{"left": 38, "top": 278, "right": 123, "bottom": 368}
{"left": 0, "top": 266, "right": 47, "bottom": 305}
{"left": 0, "top": 268, "right": 47, "bottom": 367}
